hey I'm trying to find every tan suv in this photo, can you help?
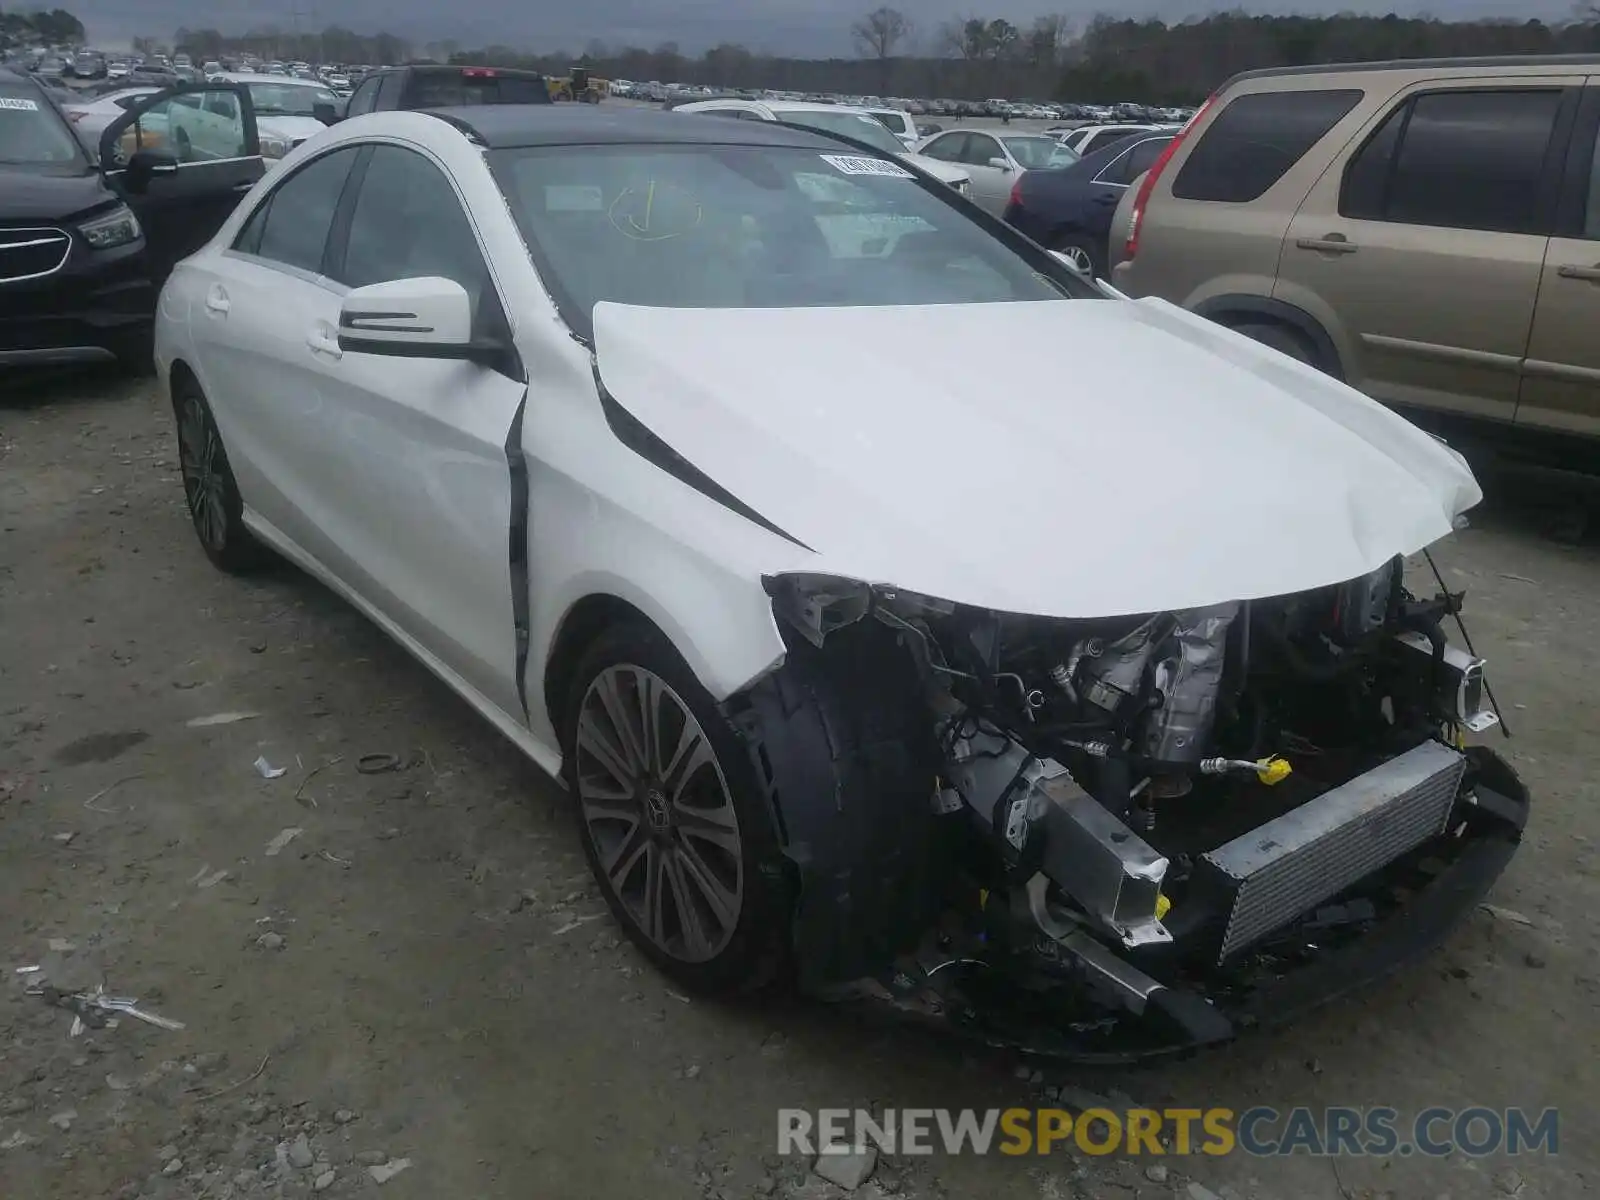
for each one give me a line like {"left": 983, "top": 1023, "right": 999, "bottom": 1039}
{"left": 1110, "top": 55, "right": 1600, "bottom": 468}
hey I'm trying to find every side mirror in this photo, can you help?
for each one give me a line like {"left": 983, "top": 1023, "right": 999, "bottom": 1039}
{"left": 988, "top": 156, "right": 1013, "bottom": 171}
{"left": 338, "top": 277, "right": 495, "bottom": 362}
{"left": 312, "top": 100, "right": 340, "bottom": 125}
{"left": 123, "top": 148, "right": 179, "bottom": 193}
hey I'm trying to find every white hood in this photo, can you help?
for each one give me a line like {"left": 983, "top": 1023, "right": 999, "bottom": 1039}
{"left": 592, "top": 298, "right": 1481, "bottom": 619}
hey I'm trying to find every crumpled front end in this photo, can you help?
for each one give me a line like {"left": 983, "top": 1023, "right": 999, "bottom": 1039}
{"left": 735, "top": 559, "right": 1525, "bottom": 1060}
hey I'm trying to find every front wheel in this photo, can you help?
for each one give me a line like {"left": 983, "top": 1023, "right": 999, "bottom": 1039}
{"left": 564, "top": 623, "right": 790, "bottom": 994}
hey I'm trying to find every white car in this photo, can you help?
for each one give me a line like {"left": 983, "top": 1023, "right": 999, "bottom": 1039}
{"left": 916, "top": 128, "right": 1080, "bottom": 216}
{"left": 59, "top": 85, "right": 161, "bottom": 143}
{"left": 863, "top": 106, "right": 919, "bottom": 148}
{"left": 212, "top": 72, "right": 340, "bottom": 157}
{"left": 145, "top": 106, "right": 1522, "bottom": 1055}
{"left": 672, "top": 98, "right": 972, "bottom": 198}
{"left": 1057, "top": 122, "right": 1175, "bottom": 157}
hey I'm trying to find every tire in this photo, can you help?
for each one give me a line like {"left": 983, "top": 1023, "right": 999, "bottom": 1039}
{"left": 563, "top": 622, "right": 791, "bottom": 994}
{"left": 1231, "top": 321, "right": 1317, "bottom": 368}
{"left": 172, "top": 375, "right": 268, "bottom": 573}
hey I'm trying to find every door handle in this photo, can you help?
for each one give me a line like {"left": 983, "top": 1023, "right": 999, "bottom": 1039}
{"left": 1295, "top": 235, "right": 1358, "bottom": 255}
{"left": 231, "top": 180, "right": 255, "bottom": 194}
{"left": 1557, "top": 263, "right": 1600, "bottom": 283}
{"left": 306, "top": 328, "right": 343, "bottom": 360}
{"left": 203, "top": 287, "right": 230, "bottom": 316}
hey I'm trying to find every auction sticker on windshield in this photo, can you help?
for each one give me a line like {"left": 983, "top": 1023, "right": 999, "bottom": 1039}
{"left": 821, "top": 154, "right": 913, "bottom": 178}
{"left": 0, "top": 97, "right": 41, "bottom": 110}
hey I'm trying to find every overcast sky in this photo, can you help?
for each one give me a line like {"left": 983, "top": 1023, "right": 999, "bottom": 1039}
{"left": 73, "top": 0, "right": 1575, "bottom": 55}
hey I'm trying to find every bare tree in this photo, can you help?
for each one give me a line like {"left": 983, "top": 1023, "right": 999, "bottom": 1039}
{"left": 851, "top": 6, "right": 913, "bottom": 61}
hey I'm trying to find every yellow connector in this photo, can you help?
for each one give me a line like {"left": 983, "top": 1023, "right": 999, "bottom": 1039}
{"left": 1155, "top": 893, "right": 1172, "bottom": 920}
{"left": 1256, "top": 756, "right": 1293, "bottom": 786}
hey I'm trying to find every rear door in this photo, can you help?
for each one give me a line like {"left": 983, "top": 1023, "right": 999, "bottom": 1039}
{"left": 1277, "top": 81, "right": 1578, "bottom": 423}
{"left": 1518, "top": 82, "right": 1600, "bottom": 442}
{"left": 98, "top": 83, "right": 262, "bottom": 279}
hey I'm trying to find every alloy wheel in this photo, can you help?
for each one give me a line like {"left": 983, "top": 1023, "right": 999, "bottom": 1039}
{"left": 1059, "top": 244, "right": 1095, "bottom": 275}
{"left": 575, "top": 664, "right": 745, "bottom": 963}
{"left": 177, "top": 395, "right": 228, "bottom": 552}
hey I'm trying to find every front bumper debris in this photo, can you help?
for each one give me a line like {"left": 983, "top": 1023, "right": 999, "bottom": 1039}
{"left": 822, "top": 746, "right": 1528, "bottom": 1063}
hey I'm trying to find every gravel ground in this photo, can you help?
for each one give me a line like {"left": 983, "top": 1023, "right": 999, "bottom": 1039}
{"left": 1, "top": 368, "right": 1596, "bottom": 1200}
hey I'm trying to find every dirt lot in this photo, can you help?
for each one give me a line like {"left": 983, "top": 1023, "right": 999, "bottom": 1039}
{"left": 2, "top": 369, "right": 1596, "bottom": 1200}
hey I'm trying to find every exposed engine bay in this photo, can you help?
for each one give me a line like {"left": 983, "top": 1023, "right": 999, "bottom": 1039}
{"left": 750, "top": 559, "right": 1528, "bottom": 1059}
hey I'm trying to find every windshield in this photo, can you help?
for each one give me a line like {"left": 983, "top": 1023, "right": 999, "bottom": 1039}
{"left": 245, "top": 82, "right": 334, "bottom": 115}
{"left": 777, "top": 110, "right": 908, "bottom": 157}
{"left": 1001, "top": 136, "right": 1080, "bottom": 170}
{"left": 0, "top": 82, "right": 84, "bottom": 166}
{"left": 490, "top": 144, "right": 1081, "bottom": 337}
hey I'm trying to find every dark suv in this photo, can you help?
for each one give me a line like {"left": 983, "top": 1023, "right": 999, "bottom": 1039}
{"left": 342, "top": 64, "right": 552, "bottom": 118}
{"left": 2, "top": 69, "right": 265, "bottom": 371}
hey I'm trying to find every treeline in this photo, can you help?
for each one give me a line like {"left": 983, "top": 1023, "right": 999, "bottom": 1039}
{"left": 152, "top": 9, "right": 1600, "bottom": 105}
{"left": 0, "top": 7, "right": 86, "bottom": 47}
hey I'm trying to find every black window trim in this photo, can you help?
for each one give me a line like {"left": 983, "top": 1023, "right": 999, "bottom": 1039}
{"left": 1337, "top": 84, "right": 1580, "bottom": 238}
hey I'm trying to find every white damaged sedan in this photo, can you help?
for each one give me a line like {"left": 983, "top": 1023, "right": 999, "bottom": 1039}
{"left": 157, "top": 106, "right": 1527, "bottom": 1058}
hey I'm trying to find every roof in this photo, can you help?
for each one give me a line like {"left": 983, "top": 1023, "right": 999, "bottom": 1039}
{"left": 1226, "top": 53, "right": 1600, "bottom": 88}
{"left": 216, "top": 72, "right": 331, "bottom": 87}
{"left": 420, "top": 105, "right": 848, "bottom": 151}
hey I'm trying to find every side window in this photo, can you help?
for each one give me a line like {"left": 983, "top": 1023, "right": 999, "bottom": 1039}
{"left": 112, "top": 87, "right": 247, "bottom": 165}
{"left": 336, "top": 146, "right": 494, "bottom": 326}
{"left": 1122, "top": 136, "right": 1172, "bottom": 182}
{"left": 375, "top": 71, "right": 405, "bottom": 111}
{"left": 1100, "top": 137, "right": 1170, "bottom": 185}
{"left": 1173, "top": 89, "right": 1363, "bottom": 203}
{"left": 1340, "top": 89, "right": 1563, "bottom": 235}
{"left": 239, "top": 147, "right": 360, "bottom": 273}
{"left": 705, "top": 108, "right": 748, "bottom": 120}
{"left": 1340, "top": 104, "right": 1405, "bottom": 219}
{"left": 921, "top": 133, "right": 966, "bottom": 163}
{"left": 345, "top": 75, "right": 381, "bottom": 117}
{"left": 964, "top": 135, "right": 1002, "bottom": 167}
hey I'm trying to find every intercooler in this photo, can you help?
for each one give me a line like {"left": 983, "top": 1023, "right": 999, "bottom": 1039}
{"left": 1201, "top": 740, "right": 1468, "bottom": 961}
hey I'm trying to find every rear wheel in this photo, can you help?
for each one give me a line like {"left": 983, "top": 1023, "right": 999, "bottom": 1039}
{"left": 564, "top": 623, "right": 790, "bottom": 994}
{"left": 173, "top": 375, "right": 268, "bottom": 573}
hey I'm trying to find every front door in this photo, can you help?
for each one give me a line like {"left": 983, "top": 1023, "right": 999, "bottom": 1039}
{"left": 1276, "top": 83, "right": 1576, "bottom": 424}
{"left": 1519, "top": 83, "right": 1600, "bottom": 443}
{"left": 953, "top": 131, "right": 1014, "bottom": 216}
{"left": 303, "top": 143, "right": 528, "bottom": 718}
{"left": 98, "top": 84, "right": 263, "bottom": 279}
